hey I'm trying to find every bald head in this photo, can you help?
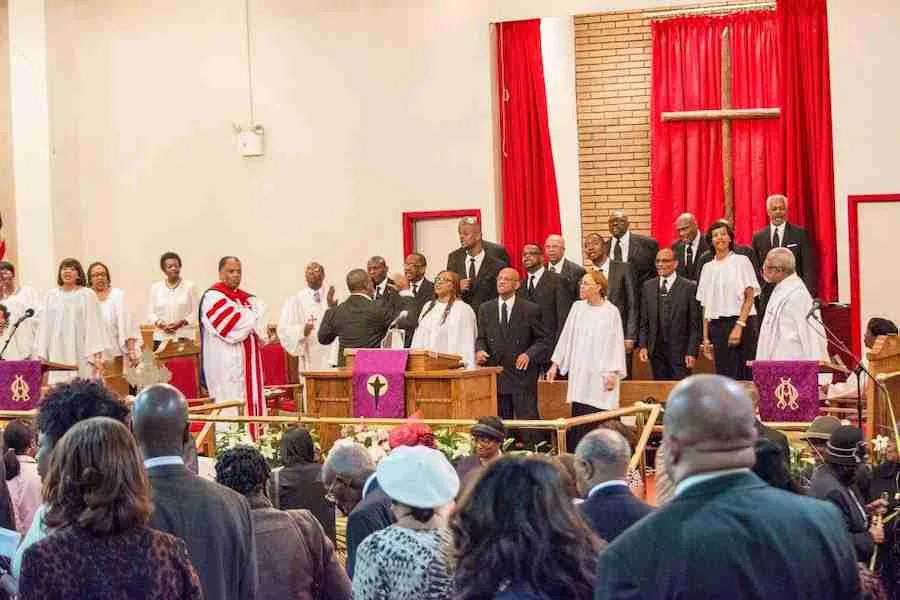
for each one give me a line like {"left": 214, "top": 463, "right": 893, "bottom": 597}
{"left": 132, "top": 383, "right": 190, "bottom": 458}
{"left": 544, "top": 234, "right": 566, "bottom": 263}
{"left": 675, "top": 213, "right": 699, "bottom": 242}
{"left": 608, "top": 210, "right": 630, "bottom": 238}
{"left": 655, "top": 248, "right": 677, "bottom": 277}
{"left": 496, "top": 267, "right": 520, "bottom": 299}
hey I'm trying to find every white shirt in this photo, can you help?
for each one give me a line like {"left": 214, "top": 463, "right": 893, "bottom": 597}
{"left": 674, "top": 468, "right": 752, "bottom": 497}
{"left": 587, "top": 480, "right": 629, "bottom": 498}
{"left": 525, "top": 266, "right": 545, "bottom": 290}
{"left": 770, "top": 223, "right": 786, "bottom": 246}
{"left": 498, "top": 295, "right": 516, "bottom": 322}
{"left": 466, "top": 249, "right": 486, "bottom": 278}
{"left": 684, "top": 234, "right": 701, "bottom": 264}
{"left": 612, "top": 230, "right": 631, "bottom": 261}
{"left": 147, "top": 279, "right": 198, "bottom": 341}
{"left": 411, "top": 299, "right": 477, "bottom": 368}
{"left": 409, "top": 278, "right": 427, "bottom": 296}
{"left": 548, "top": 260, "right": 564, "bottom": 274}
{"left": 595, "top": 258, "right": 612, "bottom": 277}
{"left": 374, "top": 279, "right": 389, "bottom": 298}
{"left": 695, "top": 252, "right": 760, "bottom": 319}
{"left": 658, "top": 272, "right": 677, "bottom": 292}
{"left": 144, "top": 456, "right": 185, "bottom": 469}
{"left": 98, "top": 288, "right": 141, "bottom": 359}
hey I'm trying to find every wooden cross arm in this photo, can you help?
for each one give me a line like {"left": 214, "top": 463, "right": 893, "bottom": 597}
{"left": 661, "top": 107, "right": 780, "bottom": 122}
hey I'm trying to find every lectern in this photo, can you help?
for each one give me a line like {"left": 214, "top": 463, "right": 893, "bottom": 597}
{"left": 0, "top": 360, "right": 77, "bottom": 411}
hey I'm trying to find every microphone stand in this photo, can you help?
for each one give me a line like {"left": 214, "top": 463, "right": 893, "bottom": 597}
{"left": 0, "top": 317, "right": 26, "bottom": 361}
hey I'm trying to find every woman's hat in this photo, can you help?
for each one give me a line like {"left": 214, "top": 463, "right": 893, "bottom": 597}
{"left": 799, "top": 416, "right": 842, "bottom": 441}
{"left": 470, "top": 416, "right": 507, "bottom": 442}
{"left": 376, "top": 445, "right": 460, "bottom": 509}
{"left": 825, "top": 425, "right": 866, "bottom": 465}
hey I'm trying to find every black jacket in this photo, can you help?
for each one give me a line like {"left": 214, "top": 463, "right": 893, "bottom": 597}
{"left": 809, "top": 464, "right": 875, "bottom": 561}
{"left": 671, "top": 235, "right": 710, "bottom": 281}
{"left": 606, "top": 233, "right": 660, "bottom": 287}
{"left": 269, "top": 461, "right": 336, "bottom": 543}
{"left": 447, "top": 252, "right": 505, "bottom": 316}
{"left": 345, "top": 477, "right": 395, "bottom": 578}
{"left": 579, "top": 483, "right": 653, "bottom": 542}
{"left": 638, "top": 275, "right": 701, "bottom": 360}
{"left": 318, "top": 294, "right": 394, "bottom": 365}
{"left": 517, "top": 269, "right": 572, "bottom": 343}
{"left": 599, "top": 261, "right": 639, "bottom": 341}
{"left": 476, "top": 297, "right": 551, "bottom": 394}
{"left": 752, "top": 222, "right": 817, "bottom": 296}
{"left": 400, "top": 278, "right": 435, "bottom": 347}
{"left": 548, "top": 258, "right": 586, "bottom": 305}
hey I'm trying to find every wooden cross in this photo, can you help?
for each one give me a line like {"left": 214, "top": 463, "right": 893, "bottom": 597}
{"left": 661, "top": 27, "right": 780, "bottom": 223}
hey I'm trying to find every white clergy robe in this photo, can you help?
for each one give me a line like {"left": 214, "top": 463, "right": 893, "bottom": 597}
{"left": 277, "top": 286, "right": 338, "bottom": 370}
{"left": 98, "top": 288, "right": 142, "bottom": 360}
{"left": 147, "top": 279, "right": 197, "bottom": 342}
{"left": 551, "top": 300, "right": 627, "bottom": 410}
{"left": 411, "top": 299, "right": 477, "bottom": 368}
{"left": 756, "top": 273, "right": 827, "bottom": 362}
{"left": 200, "top": 286, "right": 267, "bottom": 429}
{"left": 33, "top": 287, "right": 108, "bottom": 384}
{"left": 0, "top": 286, "right": 42, "bottom": 360}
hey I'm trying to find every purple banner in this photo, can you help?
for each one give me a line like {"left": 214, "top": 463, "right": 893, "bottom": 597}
{"left": 0, "top": 361, "right": 43, "bottom": 411}
{"left": 351, "top": 350, "right": 408, "bottom": 418}
{"left": 753, "top": 360, "right": 820, "bottom": 422}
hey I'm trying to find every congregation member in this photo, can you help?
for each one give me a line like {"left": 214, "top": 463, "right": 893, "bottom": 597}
{"left": 33, "top": 258, "right": 107, "bottom": 383}
{"left": 475, "top": 268, "right": 550, "bottom": 442}
{"left": 670, "top": 213, "right": 709, "bottom": 281}
{"left": 860, "top": 437, "right": 900, "bottom": 599}
{"left": 752, "top": 438, "right": 797, "bottom": 492}
{"left": 401, "top": 252, "right": 434, "bottom": 346}
{"left": 606, "top": 209, "right": 660, "bottom": 286}
{"left": 0, "top": 262, "right": 40, "bottom": 358}
{"left": 583, "top": 232, "right": 638, "bottom": 352}
{"left": 637, "top": 248, "right": 701, "bottom": 380}
{"left": 12, "top": 379, "right": 129, "bottom": 577}
{"left": 88, "top": 261, "right": 141, "bottom": 369}
{"left": 321, "top": 442, "right": 394, "bottom": 577}
{"left": 696, "top": 219, "right": 760, "bottom": 380}
{"left": 595, "top": 374, "right": 862, "bottom": 599}
{"left": 18, "top": 417, "right": 202, "bottom": 600}
{"left": 318, "top": 268, "right": 394, "bottom": 366}
{"left": 544, "top": 233, "right": 586, "bottom": 304}
{"left": 270, "top": 426, "right": 336, "bottom": 543}
{"left": 519, "top": 243, "right": 571, "bottom": 345}
{"left": 828, "top": 318, "right": 898, "bottom": 399}
{"left": 132, "top": 383, "right": 258, "bottom": 599}
{"left": 756, "top": 247, "right": 827, "bottom": 362}
{"left": 215, "top": 445, "right": 351, "bottom": 600}
{"left": 447, "top": 217, "right": 506, "bottom": 314}
{"left": 795, "top": 415, "right": 843, "bottom": 492}
{"left": 752, "top": 194, "right": 818, "bottom": 314}
{"left": 453, "top": 456, "right": 601, "bottom": 600}
{"left": 411, "top": 270, "right": 477, "bottom": 367}
{"left": 2, "top": 420, "right": 41, "bottom": 535}
{"left": 200, "top": 256, "right": 267, "bottom": 426}
{"left": 147, "top": 251, "right": 197, "bottom": 347}
{"left": 547, "top": 271, "right": 627, "bottom": 451}
{"left": 352, "top": 446, "right": 458, "bottom": 600}
{"left": 575, "top": 429, "right": 652, "bottom": 542}
{"left": 277, "top": 261, "right": 339, "bottom": 370}
{"left": 453, "top": 416, "right": 507, "bottom": 491}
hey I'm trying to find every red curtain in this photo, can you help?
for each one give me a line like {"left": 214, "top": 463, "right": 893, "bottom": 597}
{"left": 496, "top": 20, "right": 562, "bottom": 271}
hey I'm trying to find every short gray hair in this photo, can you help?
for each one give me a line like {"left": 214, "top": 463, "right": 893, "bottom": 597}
{"left": 766, "top": 194, "right": 788, "bottom": 210}
{"left": 322, "top": 442, "right": 374, "bottom": 486}
{"left": 766, "top": 247, "right": 796, "bottom": 274}
{"left": 575, "top": 429, "right": 630, "bottom": 475}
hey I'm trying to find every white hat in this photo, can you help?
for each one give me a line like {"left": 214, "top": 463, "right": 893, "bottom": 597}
{"left": 376, "top": 445, "right": 460, "bottom": 509}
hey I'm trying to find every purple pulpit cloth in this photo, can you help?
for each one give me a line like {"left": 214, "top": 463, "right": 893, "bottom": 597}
{"left": 351, "top": 350, "right": 409, "bottom": 418}
{"left": 753, "top": 360, "right": 820, "bottom": 422}
{"left": 0, "top": 360, "right": 43, "bottom": 411}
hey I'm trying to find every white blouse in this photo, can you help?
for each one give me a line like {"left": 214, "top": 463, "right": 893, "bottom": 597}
{"left": 147, "top": 279, "right": 198, "bottom": 341}
{"left": 696, "top": 253, "right": 760, "bottom": 320}
{"left": 411, "top": 299, "right": 477, "bottom": 368}
{"left": 98, "top": 288, "right": 141, "bottom": 359}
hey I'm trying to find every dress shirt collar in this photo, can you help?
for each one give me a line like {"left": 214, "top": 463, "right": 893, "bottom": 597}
{"left": 597, "top": 258, "right": 611, "bottom": 273}
{"left": 548, "top": 259, "right": 565, "bottom": 273}
{"left": 674, "top": 467, "right": 751, "bottom": 497}
{"left": 362, "top": 473, "right": 376, "bottom": 498}
{"left": 660, "top": 272, "right": 677, "bottom": 289}
{"left": 587, "top": 480, "right": 629, "bottom": 498}
{"left": 499, "top": 295, "right": 516, "bottom": 320}
{"left": 613, "top": 230, "right": 631, "bottom": 257}
{"left": 351, "top": 292, "right": 373, "bottom": 301}
{"left": 375, "top": 279, "right": 388, "bottom": 296}
{"left": 526, "top": 266, "right": 545, "bottom": 287}
{"left": 144, "top": 456, "right": 185, "bottom": 469}
{"left": 770, "top": 222, "right": 786, "bottom": 244}
{"left": 689, "top": 233, "right": 701, "bottom": 252}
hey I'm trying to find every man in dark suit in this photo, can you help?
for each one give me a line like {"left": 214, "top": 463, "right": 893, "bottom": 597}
{"left": 322, "top": 442, "right": 394, "bottom": 578}
{"left": 476, "top": 268, "right": 551, "bottom": 442}
{"left": 399, "top": 252, "right": 434, "bottom": 347}
{"left": 447, "top": 218, "right": 505, "bottom": 315}
{"left": 575, "top": 429, "right": 652, "bottom": 542}
{"left": 319, "top": 268, "right": 394, "bottom": 365}
{"left": 519, "top": 244, "right": 572, "bottom": 346}
{"left": 606, "top": 209, "right": 660, "bottom": 287}
{"left": 638, "top": 248, "right": 701, "bottom": 380}
{"left": 132, "top": 384, "right": 258, "bottom": 600}
{"left": 595, "top": 375, "right": 862, "bottom": 600}
{"left": 584, "top": 232, "right": 639, "bottom": 359}
{"left": 752, "top": 194, "right": 818, "bottom": 314}
{"left": 670, "top": 212, "right": 710, "bottom": 281}
{"left": 544, "top": 233, "right": 586, "bottom": 305}
{"left": 367, "top": 255, "right": 403, "bottom": 318}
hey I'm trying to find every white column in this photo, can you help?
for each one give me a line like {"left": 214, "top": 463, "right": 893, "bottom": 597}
{"left": 8, "top": 0, "right": 55, "bottom": 286}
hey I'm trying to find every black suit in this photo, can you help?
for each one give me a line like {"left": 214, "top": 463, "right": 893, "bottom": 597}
{"left": 810, "top": 464, "right": 875, "bottom": 561}
{"left": 483, "top": 239, "right": 511, "bottom": 265}
{"left": 447, "top": 252, "right": 504, "bottom": 316}
{"left": 671, "top": 235, "right": 710, "bottom": 281}
{"left": 372, "top": 278, "right": 403, "bottom": 319}
{"left": 596, "top": 261, "right": 639, "bottom": 342}
{"left": 318, "top": 294, "right": 393, "bottom": 365}
{"left": 595, "top": 471, "right": 862, "bottom": 600}
{"left": 606, "top": 233, "right": 660, "bottom": 287}
{"left": 476, "top": 297, "right": 551, "bottom": 421}
{"left": 400, "top": 278, "right": 435, "bottom": 348}
{"left": 754, "top": 418, "right": 790, "bottom": 465}
{"left": 518, "top": 269, "right": 571, "bottom": 345}
{"left": 548, "top": 258, "right": 586, "bottom": 306}
{"left": 752, "top": 223, "right": 818, "bottom": 314}
{"left": 147, "top": 464, "right": 258, "bottom": 600}
{"left": 346, "top": 477, "right": 395, "bottom": 578}
{"left": 579, "top": 483, "right": 653, "bottom": 542}
{"left": 638, "top": 275, "right": 701, "bottom": 380}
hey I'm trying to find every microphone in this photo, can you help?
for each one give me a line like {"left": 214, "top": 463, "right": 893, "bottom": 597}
{"left": 0, "top": 308, "right": 35, "bottom": 361}
{"left": 805, "top": 299, "right": 821, "bottom": 321}
{"left": 389, "top": 310, "right": 409, "bottom": 329}
{"left": 13, "top": 308, "right": 35, "bottom": 327}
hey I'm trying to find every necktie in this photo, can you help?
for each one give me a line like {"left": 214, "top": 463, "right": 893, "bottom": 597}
{"left": 528, "top": 275, "right": 535, "bottom": 295}
{"left": 660, "top": 278, "right": 668, "bottom": 295}
{"left": 468, "top": 257, "right": 476, "bottom": 280}
{"left": 412, "top": 283, "right": 418, "bottom": 296}
{"left": 549, "top": 264, "right": 556, "bottom": 273}
{"left": 375, "top": 286, "right": 381, "bottom": 300}
{"left": 685, "top": 243, "right": 694, "bottom": 270}
{"left": 614, "top": 238, "right": 623, "bottom": 262}
{"left": 314, "top": 290, "right": 321, "bottom": 303}
{"left": 501, "top": 301, "right": 509, "bottom": 327}
{"left": 773, "top": 228, "right": 781, "bottom": 248}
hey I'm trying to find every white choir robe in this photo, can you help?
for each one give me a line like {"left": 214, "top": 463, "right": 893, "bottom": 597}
{"left": 0, "top": 286, "right": 42, "bottom": 360}
{"left": 551, "top": 300, "right": 627, "bottom": 410}
{"left": 411, "top": 299, "right": 477, "bottom": 368}
{"left": 200, "top": 289, "right": 267, "bottom": 431}
{"left": 98, "top": 288, "right": 142, "bottom": 361}
{"left": 33, "top": 287, "right": 109, "bottom": 384}
{"left": 277, "top": 287, "right": 338, "bottom": 370}
{"left": 147, "top": 279, "right": 198, "bottom": 342}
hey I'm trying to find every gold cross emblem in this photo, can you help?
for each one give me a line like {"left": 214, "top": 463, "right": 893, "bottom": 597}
{"left": 10, "top": 374, "right": 31, "bottom": 403}
{"left": 774, "top": 377, "right": 800, "bottom": 411}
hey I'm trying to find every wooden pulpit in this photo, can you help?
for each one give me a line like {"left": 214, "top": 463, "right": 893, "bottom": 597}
{"left": 864, "top": 335, "right": 900, "bottom": 439}
{"left": 104, "top": 356, "right": 131, "bottom": 397}
{"left": 303, "top": 349, "right": 501, "bottom": 450}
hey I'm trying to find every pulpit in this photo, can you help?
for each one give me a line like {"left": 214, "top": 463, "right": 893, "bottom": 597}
{"left": 865, "top": 335, "right": 900, "bottom": 439}
{"left": 0, "top": 361, "right": 77, "bottom": 411}
{"left": 303, "top": 349, "right": 501, "bottom": 450}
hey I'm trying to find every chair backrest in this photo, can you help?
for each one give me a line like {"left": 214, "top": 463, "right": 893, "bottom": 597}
{"left": 165, "top": 356, "right": 201, "bottom": 399}
{"left": 261, "top": 341, "right": 289, "bottom": 386}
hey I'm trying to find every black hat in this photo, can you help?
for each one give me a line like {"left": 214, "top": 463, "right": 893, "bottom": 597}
{"left": 867, "top": 318, "right": 898, "bottom": 337}
{"left": 470, "top": 416, "right": 507, "bottom": 442}
{"left": 826, "top": 426, "right": 866, "bottom": 466}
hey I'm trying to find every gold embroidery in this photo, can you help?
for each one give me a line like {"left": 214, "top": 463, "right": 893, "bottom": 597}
{"left": 774, "top": 377, "right": 799, "bottom": 411}
{"left": 10, "top": 374, "right": 30, "bottom": 403}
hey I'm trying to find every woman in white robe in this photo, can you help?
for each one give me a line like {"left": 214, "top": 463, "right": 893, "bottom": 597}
{"left": 88, "top": 262, "right": 141, "bottom": 368}
{"left": 411, "top": 271, "right": 477, "bottom": 368}
{"left": 0, "top": 261, "right": 41, "bottom": 360}
{"left": 147, "top": 251, "right": 197, "bottom": 348}
{"left": 33, "top": 258, "right": 108, "bottom": 384}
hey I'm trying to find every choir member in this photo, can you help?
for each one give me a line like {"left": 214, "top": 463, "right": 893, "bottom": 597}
{"left": 519, "top": 244, "right": 571, "bottom": 348}
{"left": 696, "top": 220, "right": 760, "bottom": 380}
{"left": 147, "top": 251, "right": 197, "bottom": 348}
{"left": 411, "top": 270, "right": 476, "bottom": 368}
{"left": 33, "top": 258, "right": 107, "bottom": 384}
{"left": 582, "top": 233, "right": 638, "bottom": 353}
{"left": 400, "top": 253, "right": 433, "bottom": 347}
{"left": 670, "top": 213, "right": 709, "bottom": 281}
{"left": 0, "top": 261, "right": 41, "bottom": 359}
{"left": 547, "top": 270, "right": 627, "bottom": 450}
{"left": 88, "top": 262, "right": 141, "bottom": 368}
{"left": 367, "top": 256, "right": 402, "bottom": 318}
{"left": 447, "top": 217, "right": 506, "bottom": 315}
{"left": 605, "top": 209, "right": 659, "bottom": 286}
{"left": 277, "top": 261, "right": 339, "bottom": 370}
{"left": 544, "top": 234, "right": 586, "bottom": 305}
